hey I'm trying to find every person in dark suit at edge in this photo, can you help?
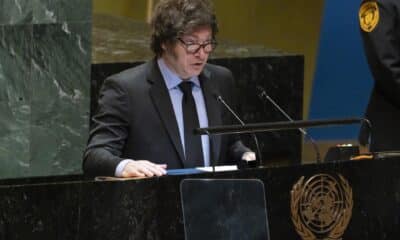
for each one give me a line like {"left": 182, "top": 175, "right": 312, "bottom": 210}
{"left": 83, "top": 0, "right": 255, "bottom": 178}
{"left": 359, "top": 0, "right": 400, "bottom": 152}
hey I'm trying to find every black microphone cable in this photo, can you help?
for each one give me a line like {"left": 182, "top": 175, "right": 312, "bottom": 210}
{"left": 214, "top": 94, "right": 263, "bottom": 166}
{"left": 256, "top": 86, "right": 322, "bottom": 163}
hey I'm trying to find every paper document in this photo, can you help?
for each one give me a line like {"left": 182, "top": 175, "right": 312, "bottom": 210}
{"left": 196, "top": 165, "right": 238, "bottom": 172}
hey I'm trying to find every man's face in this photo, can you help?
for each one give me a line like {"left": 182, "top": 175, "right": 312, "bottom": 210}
{"left": 162, "top": 25, "right": 213, "bottom": 80}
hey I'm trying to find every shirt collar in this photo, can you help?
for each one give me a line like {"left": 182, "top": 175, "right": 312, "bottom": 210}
{"left": 157, "top": 58, "right": 201, "bottom": 90}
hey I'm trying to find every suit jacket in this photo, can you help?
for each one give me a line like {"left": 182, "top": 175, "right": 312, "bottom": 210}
{"left": 359, "top": 0, "right": 400, "bottom": 151}
{"left": 83, "top": 59, "right": 250, "bottom": 176}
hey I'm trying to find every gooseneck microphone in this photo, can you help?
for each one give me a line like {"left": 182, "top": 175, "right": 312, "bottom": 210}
{"left": 214, "top": 94, "right": 263, "bottom": 166}
{"left": 256, "top": 86, "right": 322, "bottom": 163}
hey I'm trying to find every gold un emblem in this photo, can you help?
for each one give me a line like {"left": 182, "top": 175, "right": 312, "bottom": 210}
{"left": 290, "top": 174, "right": 353, "bottom": 240}
{"left": 359, "top": 1, "right": 380, "bottom": 32}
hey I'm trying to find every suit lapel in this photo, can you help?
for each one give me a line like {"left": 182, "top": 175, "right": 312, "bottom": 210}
{"left": 147, "top": 60, "right": 185, "bottom": 165}
{"left": 199, "top": 68, "right": 222, "bottom": 164}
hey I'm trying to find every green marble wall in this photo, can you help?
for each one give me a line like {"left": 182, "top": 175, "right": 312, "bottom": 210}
{"left": 0, "top": 0, "right": 91, "bottom": 178}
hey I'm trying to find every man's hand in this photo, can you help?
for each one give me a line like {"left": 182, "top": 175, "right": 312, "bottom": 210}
{"left": 121, "top": 160, "right": 167, "bottom": 178}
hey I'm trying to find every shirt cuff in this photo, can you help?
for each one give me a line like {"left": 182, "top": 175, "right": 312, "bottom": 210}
{"left": 241, "top": 151, "right": 256, "bottom": 161}
{"left": 115, "top": 159, "right": 135, "bottom": 177}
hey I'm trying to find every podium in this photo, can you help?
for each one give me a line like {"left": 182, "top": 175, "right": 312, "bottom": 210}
{"left": 1, "top": 158, "right": 400, "bottom": 239}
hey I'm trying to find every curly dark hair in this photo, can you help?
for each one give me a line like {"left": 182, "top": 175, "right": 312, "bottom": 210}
{"left": 150, "top": 0, "right": 219, "bottom": 56}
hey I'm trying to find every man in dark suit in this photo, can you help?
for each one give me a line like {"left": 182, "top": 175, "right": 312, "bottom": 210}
{"left": 83, "top": 0, "right": 254, "bottom": 177}
{"left": 359, "top": 0, "right": 400, "bottom": 151}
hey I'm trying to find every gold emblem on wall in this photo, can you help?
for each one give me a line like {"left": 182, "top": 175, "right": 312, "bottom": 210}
{"left": 290, "top": 174, "right": 353, "bottom": 240}
{"left": 359, "top": 1, "right": 380, "bottom": 32}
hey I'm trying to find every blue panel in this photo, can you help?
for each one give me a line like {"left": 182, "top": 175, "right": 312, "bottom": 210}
{"left": 309, "top": 0, "right": 373, "bottom": 140}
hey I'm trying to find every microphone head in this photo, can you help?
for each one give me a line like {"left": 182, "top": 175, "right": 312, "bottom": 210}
{"left": 212, "top": 92, "right": 223, "bottom": 102}
{"left": 256, "top": 85, "right": 264, "bottom": 92}
{"left": 256, "top": 85, "right": 267, "bottom": 98}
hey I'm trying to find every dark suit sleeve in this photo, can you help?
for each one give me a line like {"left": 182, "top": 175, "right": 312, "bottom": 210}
{"left": 218, "top": 67, "right": 253, "bottom": 162}
{"left": 82, "top": 77, "right": 130, "bottom": 176}
{"left": 360, "top": 0, "right": 400, "bottom": 108}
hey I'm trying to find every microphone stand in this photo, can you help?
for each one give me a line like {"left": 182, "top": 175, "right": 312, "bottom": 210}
{"left": 195, "top": 118, "right": 369, "bottom": 165}
{"left": 257, "top": 87, "right": 321, "bottom": 163}
{"left": 216, "top": 95, "right": 263, "bottom": 167}
{"left": 204, "top": 130, "right": 216, "bottom": 173}
{"left": 195, "top": 118, "right": 365, "bottom": 135}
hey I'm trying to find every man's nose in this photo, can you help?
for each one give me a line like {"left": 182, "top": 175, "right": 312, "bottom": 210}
{"left": 195, "top": 46, "right": 208, "bottom": 58}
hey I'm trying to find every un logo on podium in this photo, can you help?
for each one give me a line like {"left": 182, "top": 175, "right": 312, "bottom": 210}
{"left": 290, "top": 174, "right": 353, "bottom": 240}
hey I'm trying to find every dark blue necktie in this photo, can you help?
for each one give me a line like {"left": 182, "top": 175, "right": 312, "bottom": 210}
{"left": 179, "top": 81, "right": 204, "bottom": 167}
